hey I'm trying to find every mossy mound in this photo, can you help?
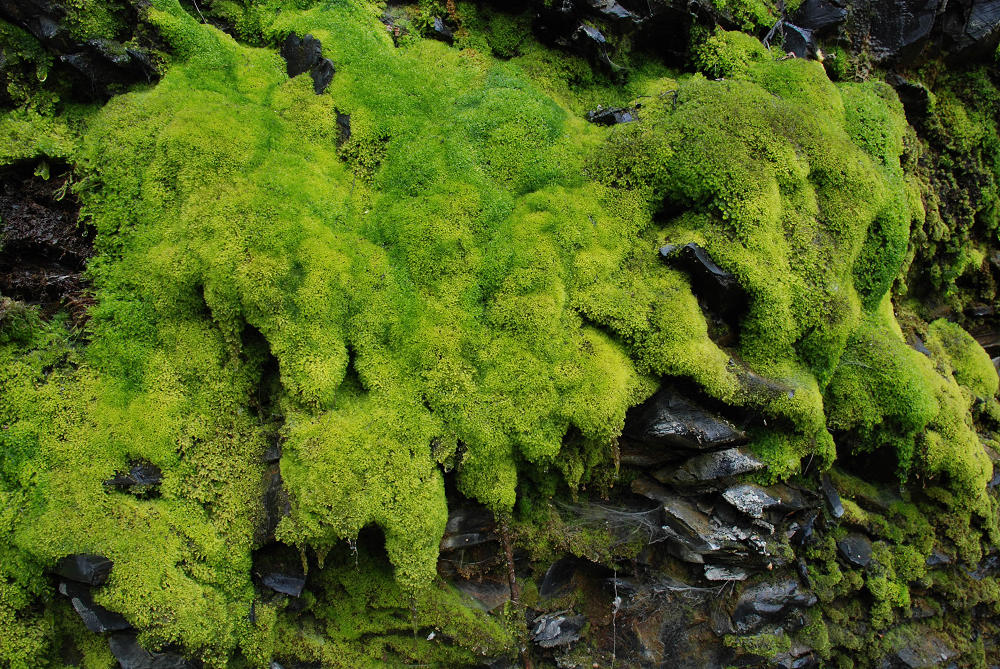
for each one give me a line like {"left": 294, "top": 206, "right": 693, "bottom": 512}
{"left": 1, "top": 2, "right": 998, "bottom": 666}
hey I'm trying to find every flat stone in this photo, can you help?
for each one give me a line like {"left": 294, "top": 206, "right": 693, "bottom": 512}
{"left": 54, "top": 554, "right": 113, "bottom": 586}
{"left": 261, "top": 572, "right": 305, "bottom": 597}
{"left": 893, "top": 632, "right": 957, "bottom": 668}
{"left": 660, "top": 242, "right": 748, "bottom": 325}
{"left": 586, "top": 105, "right": 637, "bottom": 125}
{"left": 531, "top": 612, "right": 585, "bottom": 648}
{"left": 654, "top": 447, "right": 765, "bottom": 487}
{"left": 624, "top": 386, "right": 746, "bottom": 453}
{"left": 723, "top": 484, "right": 781, "bottom": 519}
{"left": 104, "top": 459, "right": 162, "bottom": 497}
{"left": 704, "top": 565, "right": 748, "bottom": 581}
{"left": 820, "top": 473, "right": 844, "bottom": 519}
{"left": 791, "top": 0, "right": 848, "bottom": 32}
{"left": 731, "top": 579, "right": 818, "bottom": 634}
{"left": 109, "top": 633, "right": 193, "bottom": 669}
{"left": 58, "top": 581, "right": 132, "bottom": 634}
{"left": 837, "top": 533, "right": 873, "bottom": 568}
{"left": 925, "top": 549, "right": 952, "bottom": 567}
{"left": 453, "top": 579, "right": 510, "bottom": 611}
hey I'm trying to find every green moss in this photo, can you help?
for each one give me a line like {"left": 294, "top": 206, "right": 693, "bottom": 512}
{"left": 925, "top": 319, "right": 999, "bottom": 399}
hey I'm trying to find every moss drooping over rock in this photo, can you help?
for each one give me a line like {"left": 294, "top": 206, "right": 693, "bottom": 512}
{"left": 1, "top": 1, "right": 999, "bottom": 666}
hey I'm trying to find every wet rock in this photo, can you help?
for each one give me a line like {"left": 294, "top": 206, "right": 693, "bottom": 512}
{"left": 791, "top": 0, "right": 848, "bottom": 33}
{"left": 104, "top": 459, "right": 162, "bottom": 498}
{"left": 586, "top": 0, "right": 639, "bottom": 22}
{"left": 767, "top": 483, "right": 814, "bottom": 512}
{"left": 256, "top": 463, "right": 290, "bottom": 545}
{"left": 925, "top": 549, "right": 952, "bottom": 567}
{"left": 58, "top": 581, "right": 132, "bottom": 634}
{"left": 0, "top": 0, "right": 157, "bottom": 101}
{"left": 654, "top": 447, "right": 765, "bottom": 488}
{"left": 540, "top": 558, "right": 578, "bottom": 599}
{"left": 336, "top": 111, "right": 352, "bottom": 147}
{"left": 453, "top": 579, "right": 510, "bottom": 611}
{"left": 429, "top": 16, "right": 454, "bottom": 43}
{"left": 54, "top": 554, "right": 113, "bottom": 586}
{"left": 853, "top": 0, "right": 940, "bottom": 62}
{"left": 531, "top": 612, "right": 585, "bottom": 648}
{"left": 942, "top": 0, "right": 1000, "bottom": 53}
{"left": 775, "top": 644, "right": 820, "bottom": 669}
{"left": 586, "top": 105, "right": 637, "bottom": 125}
{"left": 723, "top": 484, "right": 781, "bottom": 519}
{"left": 790, "top": 511, "right": 819, "bottom": 547}
{"left": 280, "top": 32, "right": 335, "bottom": 94}
{"left": 909, "top": 334, "right": 933, "bottom": 357}
{"left": 837, "top": 533, "right": 873, "bottom": 568}
{"left": 623, "top": 386, "right": 746, "bottom": 455}
{"left": 660, "top": 243, "right": 747, "bottom": 325}
{"left": 261, "top": 572, "right": 305, "bottom": 597}
{"left": 253, "top": 545, "right": 306, "bottom": 597}
{"left": 440, "top": 507, "right": 497, "bottom": 551}
{"left": 780, "top": 22, "right": 817, "bottom": 59}
{"left": 109, "top": 633, "right": 193, "bottom": 669}
{"left": 820, "top": 473, "right": 844, "bottom": 519}
{"left": 731, "top": 579, "right": 818, "bottom": 634}
{"left": 891, "top": 632, "right": 957, "bottom": 668}
{"left": 704, "top": 565, "right": 747, "bottom": 581}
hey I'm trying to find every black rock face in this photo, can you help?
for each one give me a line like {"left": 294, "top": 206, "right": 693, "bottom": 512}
{"left": 837, "top": 533, "right": 873, "bottom": 568}
{"left": 58, "top": 580, "right": 132, "bottom": 634}
{"left": 532, "top": 612, "right": 585, "bottom": 648}
{"left": 791, "top": 0, "right": 848, "bottom": 33}
{"left": 623, "top": 385, "right": 746, "bottom": 456}
{"left": 654, "top": 447, "right": 765, "bottom": 487}
{"left": 104, "top": 459, "right": 162, "bottom": 497}
{"left": 0, "top": 0, "right": 157, "bottom": 102}
{"left": 280, "top": 32, "right": 335, "bottom": 94}
{"left": 55, "top": 554, "right": 114, "bottom": 586}
{"left": 585, "top": 105, "right": 637, "bottom": 125}
{"left": 731, "top": 578, "right": 818, "bottom": 634}
{"left": 820, "top": 473, "right": 844, "bottom": 519}
{"left": 660, "top": 243, "right": 748, "bottom": 331}
{"left": 109, "top": 634, "right": 194, "bottom": 669}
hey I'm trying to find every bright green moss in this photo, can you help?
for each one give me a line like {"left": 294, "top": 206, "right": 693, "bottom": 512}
{"left": 926, "top": 319, "right": 999, "bottom": 399}
{"left": 1, "top": 8, "right": 995, "bottom": 665}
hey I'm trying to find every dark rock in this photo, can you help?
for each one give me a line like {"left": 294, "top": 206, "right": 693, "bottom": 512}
{"left": 54, "top": 554, "right": 113, "bottom": 586}
{"left": 104, "top": 459, "right": 162, "bottom": 497}
{"left": 837, "top": 533, "right": 873, "bottom": 568}
{"left": 820, "top": 473, "right": 844, "bottom": 519}
{"left": 586, "top": 0, "right": 639, "bottom": 22}
{"left": 965, "top": 303, "right": 995, "bottom": 318}
{"left": 336, "top": 112, "right": 351, "bottom": 146}
{"left": 722, "top": 484, "right": 781, "bottom": 519}
{"left": 58, "top": 581, "right": 132, "bottom": 634}
{"left": 279, "top": 32, "right": 335, "bottom": 94}
{"left": 660, "top": 242, "right": 748, "bottom": 327}
{"left": 767, "top": 483, "right": 814, "bottom": 512}
{"left": 0, "top": 0, "right": 157, "bottom": 101}
{"left": 731, "top": 579, "right": 818, "bottom": 634}
{"left": 253, "top": 545, "right": 306, "bottom": 597}
{"left": 891, "top": 632, "right": 957, "bottom": 668}
{"left": 261, "top": 572, "right": 305, "bottom": 597}
{"left": 942, "top": 0, "right": 1000, "bottom": 53}
{"left": 925, "top": 549, "right": 952, "bottom": 567}
{"left": 109, "top": 633, "right": 193, "bottom": 669}
{"left": 792, "top": 0, "right": 848, "bottom": 32}
{"left": 429, "top": 16, "right": 454, "bottom": 43}
{"left": 586, "top": 105, "right": 637, "bottom": 125}
{"left": 781, "top": 22, "right": 817, "bottom": 59}
{"left": 791, "top": 511, "right": 819, "bottom": 547}
{"left": 654, "top": 447, "right": 765, "bottom": 487}
{"left": 909, "top": 334, "right": 933, "bottom": 357}
{"left": 531, "top": 612, "right": 585, "bottom": 648}
{"left": 632, "top": 477, "right": 771, "bottom": 566}
{"left": 256, "top": 463, "right": 290, "bottom": 545}
{"left": 853, "top": 0, "right": 940, "bottom": 62}
{"left": 704, "top": 565, "right": 748, "bottom": 581}
{"left": 263, "top": 441, "right": 282, "bottom": 463}
{"left": 440, "top": 507, "right": 497, "bottom": 551}
{"left": 623, "top": 385, "right": 746, "bottom": 454}
{"left": 575, "top": 23, "right": 607, "bottom": 45}
{"left": 452, "top": 579, "right": 510, "bottom": 611}
{"left": 540, "top": 558, "right": 577, "bottom": 599}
